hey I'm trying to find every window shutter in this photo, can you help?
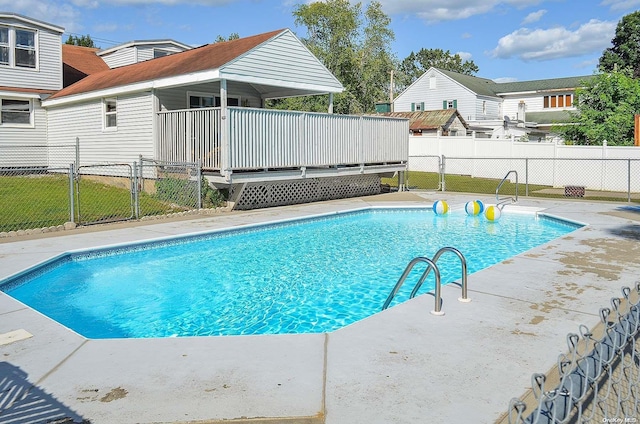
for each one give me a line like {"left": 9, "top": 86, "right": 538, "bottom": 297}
{"left": 442, "top": 100, "right": 447, "bottom": 109}
{"left": 411, "top": 103, "right": 415, "bottom": 112}
{"left": 453, "top": 100, "right": 457, "bottom": 109}
{"left": 420, "top": 102, "right": 425, "bottom": 111}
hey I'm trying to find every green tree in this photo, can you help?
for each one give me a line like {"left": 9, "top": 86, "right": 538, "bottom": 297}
{"left": 65, "top": 34, "right": 97, "bottom": 48}
{"left": 214, "top": 33, "right": 240, "bottom": 43}
{"left": 268, "top": 0, "right": 395, "bottom": 114}
{"left": 396, "top": 48, "right": 478, "bottom": 90}
{"left": 555, "top": 70, "right": 640, "bottom": 146}
{"left": 599, "top": 11, "right": 640, "bottom": 78}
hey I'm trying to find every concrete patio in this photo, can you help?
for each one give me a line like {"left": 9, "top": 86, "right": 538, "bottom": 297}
{"left": 1, "top": 192, "right": 640, "bottom": 424}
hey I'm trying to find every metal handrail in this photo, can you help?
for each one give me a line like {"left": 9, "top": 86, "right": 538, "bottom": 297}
{"left": 382, "top": 257, "right": 443, "bottom": 315}
{"left": 496, "top": 170, "right": 518, "bottom": 207}
{"left": 409, "top": 247, "right": 469, "bottom": 302}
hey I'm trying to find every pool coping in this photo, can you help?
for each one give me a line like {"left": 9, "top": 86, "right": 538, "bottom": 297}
{"left": 1, "top": 192, "right": 640, "bottom": 423}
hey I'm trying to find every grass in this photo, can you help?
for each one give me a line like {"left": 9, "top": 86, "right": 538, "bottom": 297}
{"left": 382, "top": 171, "right": 640, "bottom": 203}
{"left": 0, "top": 174, "right": 185, "bottom": 232}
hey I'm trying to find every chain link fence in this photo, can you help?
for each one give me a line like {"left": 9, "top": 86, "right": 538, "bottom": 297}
{"left": 387, "top": 156, "right": 640, "bottom": 203}
{"left": 0, "top": 145, "right": 225, "bottom": 234}
{"left": 503, "top": 284, "right": 640, "bottom": 423}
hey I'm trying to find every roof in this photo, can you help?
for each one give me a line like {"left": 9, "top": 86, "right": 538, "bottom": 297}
{"left": 381, "top": 110, "right": 468, "bottom": 131}
{"left": 0, "top": 12, "right": 64, "bottom": 33}
{"left": 62, "top": 44, "right": 110, "bottom": 76}
{"left": 97, "top": 39, "right": 193, "bottom": 56}
{"left": 434, "top": 68, "right": 593, "bottom": 97}
{"left": 526, "top": 110, "right": 575, "bottom": 125}
{"left": 0, "top": 85, "right": 56, "bottom": 95}
{"left": 49, "top": 29, "right": 286, "bottom": 100}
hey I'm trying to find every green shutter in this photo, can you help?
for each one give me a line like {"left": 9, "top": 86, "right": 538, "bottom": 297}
{"left": 442, "top": 100, "right": 447, "bottom": 109}
{"left": 420, "top": 102, "right": 425, "bottom": 111}
{"left": 453, "top": 100, "right": 457, "bottom": 109}
{"left": 411, "top": 103, "right": 415, "bottom": 112}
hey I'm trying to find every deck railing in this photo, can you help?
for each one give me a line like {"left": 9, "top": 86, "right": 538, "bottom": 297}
{"left": 156, "top": 107, "right": 408, "bottom": 174}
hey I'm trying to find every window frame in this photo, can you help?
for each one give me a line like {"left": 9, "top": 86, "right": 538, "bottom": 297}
{"left": 0, "top": 97, "right": 34, "bottom": 127}
{"left": 186, "top": 91, "right": 242, "bottom": 109}
{"left": 103, "top": 97, "right": 118, "bottom": 131}
{"left": 0, "top": 25, "right": 38, "bottom": 69}
{"left": 544, "top": 94, "right": 574, "bottom": 109}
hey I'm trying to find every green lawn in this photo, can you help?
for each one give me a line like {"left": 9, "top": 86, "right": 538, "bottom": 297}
{"left": 0, "top": 174, "right": 184, "bottom": 232}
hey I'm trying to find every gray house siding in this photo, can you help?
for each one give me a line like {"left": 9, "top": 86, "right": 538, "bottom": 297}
{"left": 221, "top": 31, "right": 343, "bottom": 96}
{"left": 47, "top": 92, "right": 155, "bottom": 167}
{"left": 157, "top": 81, "right": 264, "bottom": 111}
{"left": 136, "top": 44, "right": 188, "bottom": 62}
{"left": 0, "top": 17, "right": 62, "bottom": 90}
{"left": 100, "top": 47, "right": 137, "bottom": 69}
{"left": 0, "top": 102, "right": 48, "bottom": 167}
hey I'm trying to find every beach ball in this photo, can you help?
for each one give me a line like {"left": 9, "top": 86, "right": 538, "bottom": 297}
{"left": 465, "top": 200, "right": 481, "bottom": 216}
{"left": 432, "top": 200, "right": 449, "bottom": 215}
{"left": 476, "top": 200, "right": 485, "bottom": 213}
{"left": 485, "top": 205, "right": 501, "bottom": 221}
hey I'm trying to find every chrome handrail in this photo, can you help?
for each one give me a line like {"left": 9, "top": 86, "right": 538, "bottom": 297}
{"left": 382, "top": 257, "right": 443, "bottom": 315}
{"left": 496, "top": 170, "right": 518, "bottom": 208}
{"left": 409, "top": 247, "right": 469, "bottom": 302}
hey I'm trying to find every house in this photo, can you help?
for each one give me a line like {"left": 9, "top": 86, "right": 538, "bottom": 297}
{"left": 393, "top": 67, "right": 592, "bottom": 141}
{"left": 380, "top": 110, "right": 468, "bottom": 136}
{"left": 0, "top": 12, "right": 63, "bottom": 162}
{"left": 1, "top": 12, "right": 408, "bottom": 209}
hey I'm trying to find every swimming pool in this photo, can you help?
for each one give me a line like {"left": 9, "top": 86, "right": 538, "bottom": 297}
{"left": 1, "top": 207, "right": 582, "bottom": 338}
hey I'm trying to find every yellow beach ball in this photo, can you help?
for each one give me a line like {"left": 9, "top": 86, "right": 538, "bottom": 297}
{"left": 485, "top": 205, "right": 502, "bottom": 221}
{"left": 432, "top": 200, "right": 449, "bottom": 215}
{"left": 465, "top": 200, "right": 481, "bottom": 216}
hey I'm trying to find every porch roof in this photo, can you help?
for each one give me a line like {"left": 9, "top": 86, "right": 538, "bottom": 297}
{"left": 46, "top": 29, "right": 344, "bottom": 106}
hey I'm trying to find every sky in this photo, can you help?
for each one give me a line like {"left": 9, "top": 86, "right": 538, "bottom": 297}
{"left": 3, "top": 0, "right": 639, "bottom": 82}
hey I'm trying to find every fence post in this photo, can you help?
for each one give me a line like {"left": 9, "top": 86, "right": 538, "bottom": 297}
{"left": 132, "top": 161, "right": 139, "bottom": 219}
{"left": 69, "top": 163, "right": 75, "bottom": 224}
{"left": 75, "top": 137, "right": 80, "bottom": 176}
{"left": 628, "top": 159, "right": 632, "bottom": 203}
{"left": 525, "top": 158, "right": 529, "bottom": 197}
{"left": 441, "top": 155, "right": 446, "bottom": 192}
{"left": 197, "top": 162, "right": 202, "bottom": 209}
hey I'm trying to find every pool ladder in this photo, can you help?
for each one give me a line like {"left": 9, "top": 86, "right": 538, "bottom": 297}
{"left": 496, "top": 170, "right": 518, "bottom": 209}
{"left": 382, "top": 247, "right": 469, "bottom": 316}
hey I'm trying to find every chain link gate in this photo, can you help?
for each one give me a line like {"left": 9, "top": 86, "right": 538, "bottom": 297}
{"left": 405, "top": 155, "right": 442, "bottom": 190}
{"left": 75, "top": 164, "right": 135, "bottom": 225}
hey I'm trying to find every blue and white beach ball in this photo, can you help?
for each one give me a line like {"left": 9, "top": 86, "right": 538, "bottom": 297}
{"left": 485, "top": 205, "right": 501, "bottom": 221}
{"left": 432, "top": 200, "right": 449, "bottom": 215}
{"left": 475, "top": 200, "right": 485, "bottom": 213}
{"left": 465, "top": 200, "right": 482, "bottom": 216}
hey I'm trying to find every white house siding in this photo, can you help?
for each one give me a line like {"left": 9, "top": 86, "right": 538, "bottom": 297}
{"left": 136, "top": 44, "right": 188, "bottom": 62}
{"left": 46, "top": 92, "right": 155, "bottom": 168}
{"left": 393, "top": 70, "right": 477, "bottom": 121}
{"left": 475, "top": 96, "right": 502, "bottom": 121}
{"left": 221, "top": 31, "right": 343, "bottom": 96}
{"left": 100, "top": 47, "right": 137, "bottom": 69}
{"left": 0, "top": 17, "right": 62, "bottom": 90}
{"left": 157, "top": 81, "right": 263, "bottom": 110}
{"left": 0, "top": 103, "right": 48, "bottom": 167}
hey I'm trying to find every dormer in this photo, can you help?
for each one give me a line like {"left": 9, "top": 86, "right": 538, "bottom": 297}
{"left": 97, "top": 39, "right": 193, "bottom": 69}
{"left": 0, "top": 12, "right": 64, "bottom": 91}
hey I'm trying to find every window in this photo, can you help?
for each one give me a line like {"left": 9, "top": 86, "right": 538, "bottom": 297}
{"left": 188, "top": 93, "right": 241, "bottom": 108}
{"left": 104, "top": 98, "right": 117, "bottom": 129}
{"left": 0, "top": 27, "right": 8, "bottom": 66}
{"left": 153, "top": 49, "right": 171, "bottom": 59}
{"left": 443, "top": 99, "right": 457, "bottom": 109}
{"left": 15, "top": 29, "right": 36, "bottom": 68}
{"left": 1, "top": 99, "right": 32, "bottom": 125}
{"left": 544, "top": 94, "right": 573, "bottom": 109}
{"left": 0, "top": 26, "right": 37, "bottom": 68}
{"left": 411, "top": 102, "right": 424, "bottom": 112}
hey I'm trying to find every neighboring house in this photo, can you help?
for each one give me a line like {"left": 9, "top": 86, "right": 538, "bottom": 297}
{"left": 1, "top": 12, "right": 408, "bottom": 209}
{"left": 381, "top": 110, "right": 468, "bottom": 136}
{"left": 96, "top": 39, "right": 193, "bottom": 69}
{"left": 393, "top": 67, "right": 592, "bottom": 141}
{"left": 0, "top": 12, "right": 63, "bottom": 157}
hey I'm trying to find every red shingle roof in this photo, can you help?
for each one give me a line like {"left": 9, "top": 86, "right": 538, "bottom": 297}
{"left": 50, "top": 29, "right": 286, "bottom": 100}
{"left": 62, "top": 44, "right": 109, "bottom": 76}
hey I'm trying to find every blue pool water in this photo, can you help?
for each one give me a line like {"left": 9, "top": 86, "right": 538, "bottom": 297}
{"left": 2, "top": 207, "right": 581, "bottom": 338}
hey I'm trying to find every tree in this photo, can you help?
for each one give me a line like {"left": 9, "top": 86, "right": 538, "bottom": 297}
{"left": 214, "top": 33, "right": 240, "bottom": 43}
{"left": 554, "top": 70, "right": 640, "bottom": 146}
{"left": 65, "top": 34, "right": 97, "bottom": 48}
{"left": 599, "top": 11, "right": 640, "bottom": 78}
{"left": 396, "top": 48, "right": 478, "bottom": 91}
{"left": 268, "top": 0, "right": 395, "bottom": 114}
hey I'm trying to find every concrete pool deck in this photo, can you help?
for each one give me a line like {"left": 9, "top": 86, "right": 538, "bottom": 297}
{"left": 1, "top": 192, "right": 640, "bottom": 423}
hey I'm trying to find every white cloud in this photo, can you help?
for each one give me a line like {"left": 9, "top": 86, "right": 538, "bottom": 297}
{"left": 522, "top": 9, "right": 546, "bottom": 25}
{"left": 375, "top": 0, "right": 544, "bottom": 22}
{"left": 490, "top": 19, "right": 617, "bottom": 61}
{"left": 493, "top": 76, "right": 519, "bottom": 83}
{"left": 456, "top": 51, "right": 472, "bottom": 61}
{"left": 600, "top": 0, "right": 640, "bottom": 10}
{"left": 0, "top": 0, "right": 83, "bottom": 32}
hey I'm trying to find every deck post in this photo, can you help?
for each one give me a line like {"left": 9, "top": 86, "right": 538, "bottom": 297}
{"left": 220, "top": 78, "right": 231, "bottom": 180}
{"left": 328, "top": 93, "right": 334, "bottom": 114}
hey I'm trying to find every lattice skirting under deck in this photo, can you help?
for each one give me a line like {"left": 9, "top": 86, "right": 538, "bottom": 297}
{"left": 231, "top": 174, "right": 382, "bottom": 210}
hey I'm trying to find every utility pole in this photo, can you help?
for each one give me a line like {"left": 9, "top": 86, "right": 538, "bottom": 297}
{"left": 389, "top": 70, "right": 394, "bottom": 112}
